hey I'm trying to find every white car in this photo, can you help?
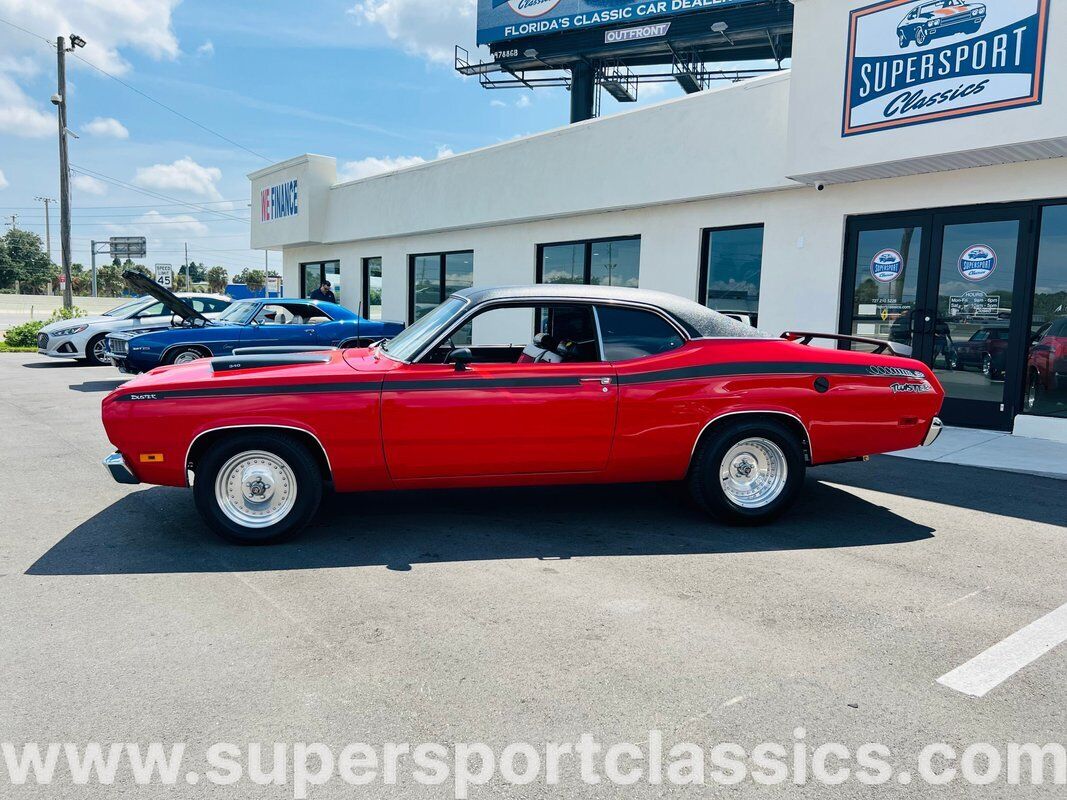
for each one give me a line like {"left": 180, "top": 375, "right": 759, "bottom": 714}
{"left": 36, "top": 293, "right": 232, "bottom": 365}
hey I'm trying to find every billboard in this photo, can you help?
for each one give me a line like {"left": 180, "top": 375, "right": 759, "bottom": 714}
{"left": 477, "top": 0, "right": 763, "bottom": 46}
{"left": 842, "top": 0, "right": 1050, "bottom": 137}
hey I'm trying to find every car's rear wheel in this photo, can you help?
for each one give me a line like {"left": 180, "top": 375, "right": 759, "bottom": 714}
{"left": 82, "top": 334, "right": 110, "bottom": 366}
{"left": 688, "top": 419, "right": 805, "bottom": 525}
{"left": 169, "top": 347, "right": 206, "bottom": 365}
{"left": 193, "top": 432, "right": 322, "bottom": 544}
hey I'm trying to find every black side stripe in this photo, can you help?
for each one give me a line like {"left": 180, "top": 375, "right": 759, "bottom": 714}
{"left": 616, "top": 362, "right": 874, "bottom": 385}
{"left": 113, "top": 362, "right": 884, "bottom": 402}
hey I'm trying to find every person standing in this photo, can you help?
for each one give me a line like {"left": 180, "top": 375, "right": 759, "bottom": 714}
{"left": 309, "top": 280, "right": 337, "bottom": 303}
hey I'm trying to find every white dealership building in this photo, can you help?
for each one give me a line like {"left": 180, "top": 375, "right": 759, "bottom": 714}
{"left": 251, "top": 0, "right": 1067, "bottom": 439}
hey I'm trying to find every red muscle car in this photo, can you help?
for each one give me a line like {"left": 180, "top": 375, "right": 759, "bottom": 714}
{"left": 101, "top": 286, "right": 944, "bottom": 544}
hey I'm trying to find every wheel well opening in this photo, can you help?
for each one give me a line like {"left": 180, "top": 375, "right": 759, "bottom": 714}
{"left": 186, "top": 427, "right": 333, "bottom": 485}
{"left": 690, "top": 413, "right": 811, "bottom": 471}
{"left": 165, "top": 344, "right": 213, "bottom": 362}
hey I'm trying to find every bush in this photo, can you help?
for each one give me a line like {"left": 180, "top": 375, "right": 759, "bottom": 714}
{"left": 4, "top": 321, "right": 44, "bottom": 348}
{"left": 46, "top": 306, "right": 88, "bottom": 324}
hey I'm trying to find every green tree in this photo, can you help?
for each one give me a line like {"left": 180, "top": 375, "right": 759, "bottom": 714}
{"left": 206, "top": 266, "right": 229, "bottom": 293}
{"left": 241, "top": 269, "right": 266, "bottom": 294}
{"left": 185, "top": 260, "right": 207, "bottom": 283}
{"left": 1, "top": 229, "right": 55, "bottom": 293}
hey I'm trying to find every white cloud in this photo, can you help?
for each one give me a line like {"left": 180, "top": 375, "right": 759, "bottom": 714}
{"left": 347, "top": 0, "right": 477, "bottom": 64}
{"left": 641, "top": 82, "right": 668, "bottom": 98}
{"left": 82, "top": 116, "right": 129, "bottom": 139}
{"left": 133, "top": 157, "right": 223, "bottom": 200}
{"left": 0, "top": 74, "right": 54, "bottom": 138}
{"left": 72, "top": 174, "right": 107, "bottom": 195}
{"left": 137, "top": 211, "right": 208, "bottom": 235}
{"left": 0, "top": 1, "right": 179, "bottom": 139}
{"left": 0, "top": 168, "right": 8, "bottom": 190}
{"left": 195, "top": 41, "right": 215, "bottom": 58}
{"left": 490, "top": 99, "right": 506, "bottom": 108}
{"left": 338, "top": 146, "right": 455, "bottom": 182}
{"left": 514, "top": 94, "right": 531, "bottom": 108}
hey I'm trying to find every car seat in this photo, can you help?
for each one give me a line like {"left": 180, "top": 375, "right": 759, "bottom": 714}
{"left": 518, "top": 332, "right": 564, "bottom": 363}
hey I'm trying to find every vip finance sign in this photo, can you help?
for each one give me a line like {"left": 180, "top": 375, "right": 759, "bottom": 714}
{"left": 842, "top": 0, "right": 1050, "bottom": 136}
{"left": 260, "top": 179, "right": 299, "bottom": 223}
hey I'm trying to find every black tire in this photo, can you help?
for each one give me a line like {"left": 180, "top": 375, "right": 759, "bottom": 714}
{"left": 167, "top": 346, "right": 206, "bottom": 365}
{"left": 193, "top": 432, "right": 323, "bottom": 544}
{"left": 82, "top": 334, "right": 111, "bottom": 366}
{"left": 914, "top": 27, "right": 928, "bottom": 46}
{"left": 687, "top": 419, "right": 806, "bottom": 525}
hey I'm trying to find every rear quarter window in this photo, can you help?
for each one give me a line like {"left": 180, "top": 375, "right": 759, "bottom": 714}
{"left": 596, "top": 306, "right": 685, "bottom": 361}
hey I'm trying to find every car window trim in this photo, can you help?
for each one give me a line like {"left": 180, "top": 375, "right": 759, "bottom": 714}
{"left": 411, "top": 296, "right": 689, "bottom": 365}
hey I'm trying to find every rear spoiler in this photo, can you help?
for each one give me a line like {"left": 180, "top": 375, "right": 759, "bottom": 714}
{"left": 209, "top": 353, "right": 333, "bottom": 373}
{"left": 781, "top": 331, "right": 913, "bottom": 357}
{"left": 230, "top": 345, "right": 337, "bottom": 356}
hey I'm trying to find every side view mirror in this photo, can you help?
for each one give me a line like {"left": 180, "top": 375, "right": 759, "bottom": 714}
{"left": 447, "top": 347, "right": 473, "bottom": 372}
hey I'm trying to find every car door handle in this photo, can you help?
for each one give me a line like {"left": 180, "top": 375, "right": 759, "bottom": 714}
{"left": 579, "top": 377, "right": 612, "bottom": 385}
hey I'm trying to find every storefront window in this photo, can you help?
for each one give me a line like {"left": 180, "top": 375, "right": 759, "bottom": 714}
{"left": 538, "top": 237, "right": 640, "bottom": 287}
{"left": 849, "top": 227, "right": 922, "bottom": 351}
{"left": 300, "top": 261, "right": 343, "bottom": 306}
{"left": 700, "top": 225, "right": 764, "bottom": 322}
{"left": 362, "top": 257, "right": 382, "bottom": 320}
{"left": 408, "top": 251, "right": 474, "bottom": 324}
{"left": 1023, "top": 204, "right": 1067, "bottom": 418}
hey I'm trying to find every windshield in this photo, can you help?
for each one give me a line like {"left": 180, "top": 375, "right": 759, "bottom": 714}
{"left": 381, "top": 296, "right": 468, "bottom": 362}
{"left": 216, "top": 301, "right": 258, "bottom": 325}
{"left": 103, "top": 296, "right": 149, "bottom": 317}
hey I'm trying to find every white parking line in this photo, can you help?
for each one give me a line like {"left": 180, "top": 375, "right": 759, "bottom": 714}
{"left": 938, "top": 602, "right": 1067, "bottom": 698}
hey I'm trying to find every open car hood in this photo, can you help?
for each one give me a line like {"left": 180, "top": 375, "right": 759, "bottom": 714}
{"left": 122, "top": 270, "right": 208, "bottom": 325}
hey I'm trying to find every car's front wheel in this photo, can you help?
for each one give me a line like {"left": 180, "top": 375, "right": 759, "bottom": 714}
{"left": 688, "top": 419, "right": 805, "bottom": 525}
{"left": 914, "top": 27, "right": 928, "bottom": 46}
{"left": 82, "top": 334, "right": 111, "bottom": 366}
{"left": 168, "top": 347, "right": 206, "bottom": 365}
{"left": 193, "top": 432, "right": 323, "bottom": 544}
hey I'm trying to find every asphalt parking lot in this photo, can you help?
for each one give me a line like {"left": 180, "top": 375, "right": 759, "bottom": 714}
{"left": 0, "top": 353, "right": 1064, "bottom": 798}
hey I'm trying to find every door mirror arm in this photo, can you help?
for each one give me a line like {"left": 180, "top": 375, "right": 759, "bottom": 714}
{"left": 448, "top": 348, "right": 474, "bottom": 372}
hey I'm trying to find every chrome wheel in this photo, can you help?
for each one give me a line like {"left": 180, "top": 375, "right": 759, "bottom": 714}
{"left": 173, "top": 350, "right": 202, "bottom": 365}
{"left": 719, "top": 437, "right": 788, "bottom": 509}
{"left": 91, "top": 338, "right": 109, "bottom": 364}
{"left": 214, "top": 450, "right": 298, "bottom": 529}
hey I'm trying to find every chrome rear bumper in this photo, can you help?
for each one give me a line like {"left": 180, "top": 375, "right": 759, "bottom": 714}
{"left": 923, "top": 417, "right": 943, "bottom": 447}
{"left": 104, "top": 452, "right": 140, "bottom": 485}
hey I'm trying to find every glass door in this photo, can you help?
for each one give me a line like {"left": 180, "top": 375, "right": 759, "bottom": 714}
{"left": 923, "top": 209, "right": 1033, "bottom": 430}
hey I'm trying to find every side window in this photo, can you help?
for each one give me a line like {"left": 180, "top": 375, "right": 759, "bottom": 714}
{"left": 596, "top": 306, "right": 684, "bottom": 361}
{"left": 201, "top": 298, "right": 228, "bottom": 313}
{"left": 139, "top": 302, "right": 165, "bottom": 317}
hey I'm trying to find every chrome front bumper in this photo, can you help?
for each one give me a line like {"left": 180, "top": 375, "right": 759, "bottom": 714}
{"left": 923, "top": 417, "right": 943, "bottom": 447}
{"left": 104, "top": 452, "right": 140, "bottom": 485}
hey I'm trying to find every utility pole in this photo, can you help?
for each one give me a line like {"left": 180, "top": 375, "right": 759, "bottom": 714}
{"left": 34, "top": 197, "right": 55, "bottom": 263}
{"left": 4, "top": 213, "right": 17, "bottom": 231}
{"left": 184, "top": 242, "right": 189, "bottom": 289}
{"left": 53, "top": 34, "right": 85, "bottom": 309}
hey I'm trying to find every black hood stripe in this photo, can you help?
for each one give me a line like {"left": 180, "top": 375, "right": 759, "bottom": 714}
{"left": 111, "top": 361, "right": 906, "bottom": 402}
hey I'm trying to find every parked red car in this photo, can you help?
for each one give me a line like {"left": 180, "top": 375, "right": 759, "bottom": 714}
{"left": 951, "top": 326, "right": 1009, "bottom": 379}
{"left": 1026, "top": 318, "right": 1067, "bottom": 411}
{"left": 102, "top": 286, "right": 944, "bottom": 543}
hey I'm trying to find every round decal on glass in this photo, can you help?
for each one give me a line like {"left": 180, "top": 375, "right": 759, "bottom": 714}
{"left": 870, "top": 249, "right": 904, "bottom": 283}
{"left": 507, "top": 0, "right": 562, "bottom": 18}
{"left": 958, "top": 244, "right": 997, "bottom": 282}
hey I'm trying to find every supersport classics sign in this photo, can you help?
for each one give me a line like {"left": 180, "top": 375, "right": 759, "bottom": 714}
{"left": 842, "top": 0, "right": 1050, "bottom": 137}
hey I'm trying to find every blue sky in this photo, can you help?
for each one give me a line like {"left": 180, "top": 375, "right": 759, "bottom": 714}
{"left": 0, "top": 0, "right": 684, "bottom": 278}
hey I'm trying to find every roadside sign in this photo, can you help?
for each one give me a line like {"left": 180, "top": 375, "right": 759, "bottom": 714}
{"left": 155, "top": 263, "right": 174, "bottom": 288}
{"left": 267, "top": 275, "right": 282, "bottom": 295}
{"left": 110, "top": 236, "right": 147, "bottom": 259}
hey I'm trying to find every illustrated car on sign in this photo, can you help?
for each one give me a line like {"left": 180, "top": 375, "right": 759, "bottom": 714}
{"left": 101, "top": 285, "right": 944, "bottom": 544}
{"left": 1025, "top": 318, "right": 1067, "bottom": 412}
{"left": 105, "top": 270, "right": 404, "bottom": 373}
{"left": 35, "top": 291, "right": 231, "bottom": 365}
{"left": 897, "top": 0, "right": 986, "bottom": 48}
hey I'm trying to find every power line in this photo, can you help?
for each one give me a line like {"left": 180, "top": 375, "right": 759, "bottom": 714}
{"left": 69, "top": 164, "right": 249, "bottom": 223}
{"left": 0, "top": 16, "right": 271, "bottom": 163}
{"left": 0, "top": 200, "right": 247, "bottom": 210}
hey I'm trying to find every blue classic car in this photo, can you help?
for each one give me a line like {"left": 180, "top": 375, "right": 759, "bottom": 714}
{"left": 898, "top": 0, "right": 985, "bottom": 48}
{"left": 106, "top": 271, "right": 404, "bottom": 373}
